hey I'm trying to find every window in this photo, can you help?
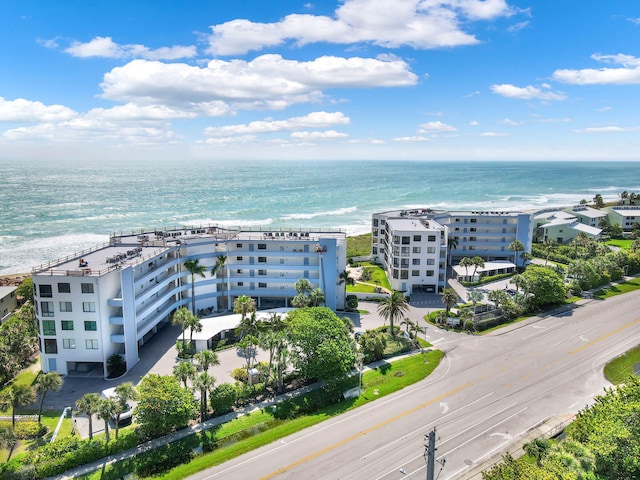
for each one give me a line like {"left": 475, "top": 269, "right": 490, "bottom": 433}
{"left": 63, "top": 338, "right": 76, "bottom": 349}
{"left": 393, "top": 269, "right": 399, "bottom": 279}
{"left": 413, "top": 246, "right": 421, "bottom": 254}
{"left": 84, "top": 321, "right": 97, "bottom": 331}
{"left": 237, "top": 269, "right": 244, "bottom": 274}
{"left": 401, "top": 259, "right": 409, "bottom": 268}
{"left": 86, "top": 339, "right": 99, "bottom": 350}
{"left": 258, "top": 243, "right": 267, "bottom": 250}
{"left": 413, "top": 235, "right": 421, "bottom": 242}
{"left": 42, "top": 320, "right": 56, "bottom": 335}
{"left": 470, "top": 218, "right": 477, "bottom": 223}
{"left": 258, "top": 256, "right": 267, "bottom": 263}
{"left": 373, "top": 219, "right": 379, "bottom": 226}
{"left": 81, "top": 283, "right": 94, "bottom": 294}
{"left": 61, "top": 320, "right": 74, "bottom": 331}
{"left": 258, "top": 269, "right": 267, "bottom": 276}
{"left": 427, "top": 258, "right": 435, "bottom": 265}
{"left": 426, "top": 270, "right": 435, "bottom": 277}
{"left": 401, "top": 247, "right": 410, "bottom": 255}
{"left": 428, "top": 235, "right": 436, "bottom": 242}
{"left": 470, "top": 227, "right": 476, "bottom": 232}
{"left": 236, "top": 243, "right": 243, "bottom": 248}
{"left": 412, "top": 258, "right": 421, "bottom": 265}
{"left": 412, "top": 270, "right": 420, "bottom": 277}
{"left": 236, "top": 256, "right": 243, "bottom": 261}
{"left": 44, "top": 339, "right": 57, "bottom": 354}
{"left": 258, "top": 282, "right": 267, "bottom": 288}
{"left": 58, "top": 283, "right": 71, "bottom": 293}
{"left": 427, "top": 247, "right": 436, "bottom": 254}
{"left": 400, "top": 270, "right": 409, "bottom": 279}
{"left": 59, "top": 301, "right": 72, "bottom": 312}
{"left": 83, "top": 302, "right": 96, "bottom": 312}
{"left": 402, "top": 236, "right": 410, "bottom": 245}
{"left": 41, "top": 301, "right": 54, "bottom": 317}
{"left": 470, "top": 237, "right": 477, "bottom": 242}
{"left": 237, "top": 282, "right": 244, "bottom": 286}
{"left": 39, "top": 284, "right": 53, "bottom": 298}
{"left": 469, "top": 246, "right": 476, "bottom": 250}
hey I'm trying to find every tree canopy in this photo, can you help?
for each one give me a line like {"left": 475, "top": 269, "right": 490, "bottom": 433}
{"left": 134, "top": 374, "right": 198, "bottom": 440}
{"left": 286, "top": 307, "right": 355, "bottom": 383}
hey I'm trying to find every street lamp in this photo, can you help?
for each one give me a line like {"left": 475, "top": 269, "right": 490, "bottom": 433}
{"left": 399, "top": 468, "right": 414, "bottom": 479}
{"left": 356, "top": 352, "right": 364, "bottom": 394}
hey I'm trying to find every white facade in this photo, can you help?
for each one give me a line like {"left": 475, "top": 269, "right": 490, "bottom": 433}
{"left": 32, "top": 226, "right": 346, "bottom": 376}
{"left": 605, "top": 206, "right": 640, "bottom": 232}
{"left": 372, "top": 209, "right": 532, "bottom": 293}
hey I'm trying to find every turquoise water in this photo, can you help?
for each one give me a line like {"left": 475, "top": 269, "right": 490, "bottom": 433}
{"left": 1, "top": 158, "right": 639, "bottom": 274}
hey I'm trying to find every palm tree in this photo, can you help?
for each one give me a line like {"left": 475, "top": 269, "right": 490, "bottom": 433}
{"left": 339, "top": 270, "right": 354, "bottom": 286}
{"left": 543, "top": 237, "right": 555, "bottom": 265}
{"left": 96, "top": 397, "right": 118, "bottom": 443}
{"left": 233, "top": 295, "right": 256, "bottom": 325}
{"left": 172, "top": 307, "right": 195, "bottom": 346}
{"left": 447, "top": 236, "right": 459, "bottom": 266}
{"left": 508, "top": 240, "right": 525, "bottom": 270}
{"left": 377, "top": 291, "right": 409, "bottom": 337}
{"left": 458, "top": 257, "right": 473, "bottom": 280}
{"left": 113, "top": 382, "right": 137, "bottom": 439}
{"left": 470, "top": 256, "right": 485, "bottom": 280}
{"left": 441, "top": 288, "right": 459, "bottom": 316}
{"left": 1, "top": 384, "right": 35, "bottom": 428}
{"left": 193, "top": 371, "right": 215, "bottom": 421}
{"left": 488, "top": 289, "right": 508, "bottom": 309}
{"left": 467, "top": 289, "right": 483, "bottom": 314}
{"left": 0, "top": 424, "right": 17, "bottom": 461}
{"left": 194, "top": 350, "right": 220, "bottom": 372}
{"left": 35, "top": 372, "right": 63, "bottom": 423}
{"left": 237, "top": 311, "right": 263, "bottom": 340}
{"left": 510, "top": 274, "right": 528, "bottom": 293}
{"left": 309, "top": 288, "right": 325, "bottom": 307}
{"left": 186, "top": 313, "right": 202, "bottom": 348}
{"left": 211, "top": 255, "right": 228, "bottom": 311}
{"left": 173, "top": 361, "right": 197, "bottom": 389}
{"left": 184, "top": 258, "right": 207, "bottom": 314}
{"left": 75, "top": 392, "right": 100, "bottom": 440}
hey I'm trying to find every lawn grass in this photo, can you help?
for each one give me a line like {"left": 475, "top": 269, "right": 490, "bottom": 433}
{"left": 593, "top": 278, "right": 640, "bottom": 299}
{"left": 79, "top": 351, "right": 443, "bottom": 480}
{"left": 346, "top": 233, "right": 371, "bottom": 258}
{"left": 606, "top": 239, "right": 633, "bottom": 250}
{"left": 604, "top": 345, "right": 640, "bottom": 385}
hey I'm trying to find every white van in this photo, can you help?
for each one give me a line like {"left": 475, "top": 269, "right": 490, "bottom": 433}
{"left": 101, "top": 387, "right": 133, "bottom": 424}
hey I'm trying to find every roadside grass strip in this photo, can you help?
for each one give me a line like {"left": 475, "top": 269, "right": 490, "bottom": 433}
{"left": 604, "top": 344, "right": 640, "bottom": 385}
{"left": 593, "top": 278, "right": 640, "bottom": 299}
{"left": 79, "top": 350, "right": 443, "bottom": 480}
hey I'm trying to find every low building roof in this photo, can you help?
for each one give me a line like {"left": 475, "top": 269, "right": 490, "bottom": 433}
{"left": 453, "top": 260, "right": 515, "bottom": 277}
{"left": 187, "top": 307, "right": 294, "bottom": 341}
{"left": 0, "top": 286, "right": 17, "bottom": 298}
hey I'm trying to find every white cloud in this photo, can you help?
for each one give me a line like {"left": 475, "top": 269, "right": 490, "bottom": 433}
{"left": 417, "top": 121, "right": 457, "bottom": 133}
{"left": 628, "top": 17, "right": 640, "bottom": 25}
{"left": 574, "top": 126, "right": 638, "bottom": 133}
{"left": 535, "top": 117, "right": 571, "bottom": 124}
{"left": 596, "top": 106, "right": 612, "bottom": 112}
{"left": 65, "top": 36, "right": 196, "bottom": 60}
{"left": 491, "top": 83, "right": 567, "bottom": 100}
{"left": 100, "top": 55, "right": 417, "bottom": 111}
{"left": 552, "top": 53, "right": 640, "bottom": 85}
{"left": 507, "top": 20, "right": 529, "bottom": 32}
{"left": 204, "top": 111, "right": 349, "bottom": 137}
{"left": 0, "top": 97, "right": 77, "bottom": 122}
{"left": 204, "top": 135, "right": 257, "bottom": 145}
{"left": 290, "top": 130, "right": 348, "bottom": 139}
{"left": 502, "top": 118, "right": 523, "bottom": 126}
{"left": 480, "top": 131, "right": 510, "bottom": 137}
{"left": 469, "top": 120, "right": 479, "bottom": 126}
{"left": 393, "top": 136, "right": 430, "bottom": 142}
{"left": 206, "top": 0, "right": 514, "bottom": 55}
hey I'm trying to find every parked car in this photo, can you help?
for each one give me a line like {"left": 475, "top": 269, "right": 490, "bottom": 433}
{"left": 101, "top": 387, "right": 133, "bottom": 424}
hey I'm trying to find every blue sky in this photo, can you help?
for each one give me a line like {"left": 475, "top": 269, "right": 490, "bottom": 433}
{"left": 2, "top": 0, "right": 640, "bottom": 161}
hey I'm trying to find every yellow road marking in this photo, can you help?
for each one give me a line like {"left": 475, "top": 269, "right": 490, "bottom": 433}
{"left": 259, "top": 382, "right": 473, "bottom": 479}
{"left": 570, "top": 317, "right": 640, "bottom": 355}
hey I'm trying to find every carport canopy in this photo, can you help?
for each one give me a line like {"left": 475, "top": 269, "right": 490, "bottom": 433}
{"left": 452, "top": 260, "right": 516, "bottom": 282}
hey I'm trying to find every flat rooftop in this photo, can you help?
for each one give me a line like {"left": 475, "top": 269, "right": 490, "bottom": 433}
{"left": 32, "top": 225, "right": 346, "bottom": 277}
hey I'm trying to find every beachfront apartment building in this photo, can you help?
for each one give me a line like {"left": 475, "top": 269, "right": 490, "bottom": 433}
{"left": 371, "top": 209, "right": 532, "bottom": 294}
{"left": 32, "top": 226, "right": 346, "bottom": 377}
{"left": 604, "top": 206, "right": 640, "bottom": 232}
{"left": 533, "top": 207, "right": 602, "bottom": 244}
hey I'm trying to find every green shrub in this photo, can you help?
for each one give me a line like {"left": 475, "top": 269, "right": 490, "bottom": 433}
{"left": 134, "top": 440, "right": 194, "bottom": 477}
{"left": 346, "top": 295, "right": 359, "bottom": 310}
{"left": 231, "top": 367, "right": 248, "bottom": 383}
{"left": 210, "top": 383, "right": 238, "bottom": 416}
{"left": 14, "top": 422, "right": 47, "bottom": 439}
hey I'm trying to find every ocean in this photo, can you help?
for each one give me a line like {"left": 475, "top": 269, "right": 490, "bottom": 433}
{"left": 1, "top": 158, "right": 639, "bottom": 275}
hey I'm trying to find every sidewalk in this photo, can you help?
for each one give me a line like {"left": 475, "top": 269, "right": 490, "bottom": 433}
{"left": 48, "top": 351, "right": 421, "bottom": 480}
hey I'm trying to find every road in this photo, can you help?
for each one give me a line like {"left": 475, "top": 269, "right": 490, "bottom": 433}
{"left": 188, "top": 290, "right": 640, "bottom": 480}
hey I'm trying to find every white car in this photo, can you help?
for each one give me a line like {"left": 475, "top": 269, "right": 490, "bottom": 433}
{"left": 101, "top": 387, "right": 134, "bottom": 424}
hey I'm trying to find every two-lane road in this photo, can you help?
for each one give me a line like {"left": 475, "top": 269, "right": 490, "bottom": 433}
{"left": 189, "top": 290, "right": 640, "bottom": 480}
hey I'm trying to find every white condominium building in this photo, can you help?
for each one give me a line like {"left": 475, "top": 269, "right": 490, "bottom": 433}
{"left": 32, "top": 226, "right": 346, "bottom": 377}
{"left": 372, "top": 209, "right": 532, "bottom": 294}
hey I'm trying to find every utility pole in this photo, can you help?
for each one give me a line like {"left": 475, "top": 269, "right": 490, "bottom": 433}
{"left": 424, "top": 427, "right": 445, "bottom": 480}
